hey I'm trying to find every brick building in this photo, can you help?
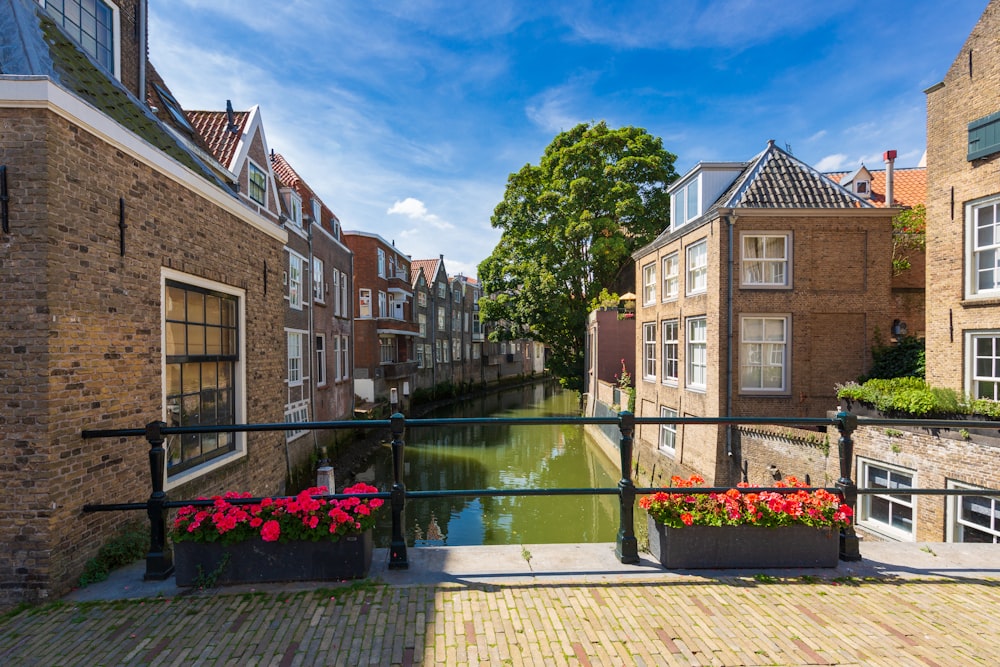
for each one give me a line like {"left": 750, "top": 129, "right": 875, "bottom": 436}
{"left": 0, "top": 0, "right": 287, "bottom": 607}
{"left": 630, "top": 141, "right": 894, "bottom": 487}
{"left": 343, "top": 231, "right": 418, "bottom": 407}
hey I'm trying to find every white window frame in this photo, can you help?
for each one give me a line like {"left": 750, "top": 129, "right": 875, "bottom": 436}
{"left": 662, "top": 253, "right": 679, "bottom": 301}
{"left": 947, "top": 480, "right": 1000, "bottom": 543}
{"left": 248, "top": 161, "right": 267, "bottom": 206}
{"left": 285, "top": 190, "right": 303, "bottom": 229}
{"left": 437, "top": 306, "right": 446, "bottom": 331}
{"left": 161, "top": 269, "right": 247, "bottom": 490}
{"left": 315, "top": 334, "right": 327, "bottom": 387}
{"left": 739, "top": 315, "right": 789, "bottom": 393}
{"left": 287, "top": 330, "right": 304, "bottom": 387}
{"left": 642, "top": 263, "right": 656, "bottom": 305}
{"left": 41, "top": 0, "right": 121, "bottom": 78}
{"left": 686, "top": 316, "right": 707, "bottom": 391}
{"left": 312, "top": 257, "right": 325, "bottom": 304}
{"left": 331, "top": 268, "right": 340, "bottom": 314}
{"left": 967, "top": 195, "right": 1000, "bottom": 298}
{"left": 686, "top": 240, "right": 708, "bottom": 295}
{"left": 284, "top": 399, "right": 310, "bottom": 442}
{"left": 417, "top": 344, "right": 425, "bottom": 369}
{"left": 340, "top": 271, "right": 349, "bottom": 317}
{"left": 418, "top": 291, "right": 427, "bottom": 308}
{"left": 419, "top": 313, "right": 427, "bottom": 337}
{"left": 858, "top": 458, "right": 916, "bottom": 541}
{"left": 378, "top": 291, "right": 387, "bottom": 318}
{"left": 377, "top": 248, "right": 387, "bottom": 277}
{"left": 333, "top": 335, "right": 341, "bottom": 382}
{"left": 379, "top": 336, "right": 397, "bottom": 364}
{"left": 661, "top": 319, "right": 678, "bottom": 385}
{"left": 288, "top": 254, "right": 304, "bottom": 310}
{"left": 341, "top": 335, "right": 350, "bottom": 380}
{"left": 359, "top": 288, "right": 372, "bottom": 318}
{"left": 966, "top": 331, "right": 1000, "bottom": 400}
{"left": 642, "top": 322, "right": 657, "bottom": 380}
{"left": 741, "top": 232, "right": 791, "bottom": 288}
{"left": 658, "top": 406, "right": 677, "bottom": 456}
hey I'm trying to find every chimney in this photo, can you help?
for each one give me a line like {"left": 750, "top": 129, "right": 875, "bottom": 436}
{"left": 883, "top": 150, "right": 897, "bottom": 207}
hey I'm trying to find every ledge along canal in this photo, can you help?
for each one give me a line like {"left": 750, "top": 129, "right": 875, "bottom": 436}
{"left": 348, "top": 382, "right": 621, "bottom": 547}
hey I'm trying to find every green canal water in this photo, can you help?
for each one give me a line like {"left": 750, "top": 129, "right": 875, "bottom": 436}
{"left": 356, "top": 383, "right": 622, "bottom": 547}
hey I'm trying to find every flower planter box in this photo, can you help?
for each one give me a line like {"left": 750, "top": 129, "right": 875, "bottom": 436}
{"left": 174, "top": 531, "right": 373, "bottom": 587}
{"left": 647, "top": 515, "right": 838, "bottom": 569}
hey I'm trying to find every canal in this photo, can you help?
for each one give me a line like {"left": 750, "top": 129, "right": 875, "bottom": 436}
{"left": 351, "top": 382, "right": 622, "bottom": 547}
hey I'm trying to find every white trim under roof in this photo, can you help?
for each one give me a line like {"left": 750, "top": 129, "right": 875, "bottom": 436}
{"left": 0, "top": 77, "right": 287, "bottom": 243}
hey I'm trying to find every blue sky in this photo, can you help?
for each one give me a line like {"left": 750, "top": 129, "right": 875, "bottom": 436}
{"left": 150, "top": 1, "right": 988, "bottom": 278}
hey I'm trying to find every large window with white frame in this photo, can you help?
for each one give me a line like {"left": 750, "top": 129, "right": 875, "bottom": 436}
{"left": 642, "top": 322, "right": 657, "bottom": 380}
{"left": 642, "top": 263, "right": 656, "bottom": 305}
{"left": 418, "top": 314, "right": 427, "bottom": 337}
{"left": 662, "top": 253, "right": 679, "bottom": 301}
{"left": 331, "top": 268, "right": 340, "bottom": 314}
{"left": 948, "top": 481, "right": 1000, "bottom": 543}
{"left": 672, "top": 178, "right": 700, "bottom": 228}
{"left": 163, "top": 276, "right": 242, "bottom": 480}
{"left": 340, "top": 271, "right": 349, "bottom": 317}
{"left": 359, "top": 289, "right": 372, "bottom": 318}
{"left": 377, "top": 248, "right": 386, "bottom": 277}
{"left": 288, "top": 254, "right": 303, "bottom": 310}
{"left": 333, "top": 336, "right": 341, "bottom": 381}
{"left": 686, "top": 316, "right": 707, "bottom": 390}
{"left": 287, "top": 331, "right": 304, "bottom": 386}
{"left": 658, "top": 406, "right": 677, "bottom": 455}
{"left": 741, "top": 233, "right": 790, "bottom": 287}
{"left": 379, "top": 336, "right": 397, "bottom": 364}
{"left": 968, "top": 331, "right": 1000, "bottom": 400}
{"left": 686, "top": 240, "right": 708, "bottom": 295}
{"left": 740, "top": 315, "right": 788, "bottom": 392}
{"left": 340, "top": 335, "right": 350, "bottom": 380}
{"left": 968, "top": 195, "right": 1000, "bottom": 298}
{"left": 858, "top": 458, "right": 915, "bottom": 540}
{"left": 41, "top": 0, "right": 119, "bottom": 77}
{"left": 315, "top": 334, "right": 326, "bottom": 386}
{"left": 378, "top": 291, "right": 387, "bottom": 318}
{"left": 312, "top": 258, "right": 324, "bottom": 304}
{"left": 661, "top": 319, "right": 678, "bottom": 384}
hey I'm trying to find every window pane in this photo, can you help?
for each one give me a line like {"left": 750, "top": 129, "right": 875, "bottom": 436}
{"left": 166, "top": 322, "right": 186, "bottom": 355}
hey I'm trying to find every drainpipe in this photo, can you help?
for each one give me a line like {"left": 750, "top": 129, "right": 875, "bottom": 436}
{"left": 350, "top": 250, "right": 356, "bottom": 415}
{"left": 883, "top": 150, "right": 896, "bottom": 207}
{"left": 138, "top": 0, "right": 147, "bottom": 103}
{"left": 725, "top": 211, "right": 736, "bottom": 459}
{"left": 307, "top": 218, "right": 318, "bottom": 454}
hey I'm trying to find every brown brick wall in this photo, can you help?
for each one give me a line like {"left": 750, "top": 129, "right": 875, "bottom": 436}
{"left": 925, "top": 0, "right": 1000, "bottom": 390}
{"left": 0, "top": 106, "right": 286, "bottom": 608}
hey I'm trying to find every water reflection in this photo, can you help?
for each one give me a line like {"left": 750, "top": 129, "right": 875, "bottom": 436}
{"left": 356, "top": 383, "right": 621, "bottom": 546}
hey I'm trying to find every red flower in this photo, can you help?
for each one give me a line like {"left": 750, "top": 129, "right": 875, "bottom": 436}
{"left": 261, "top": 520, "right": 281, "bottom": 542}
{"left": 680, "top": 513, "right": 694, "bottom": 526}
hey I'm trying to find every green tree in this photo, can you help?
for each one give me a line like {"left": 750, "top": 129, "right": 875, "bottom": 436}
{"left": 478, "top": 122, "right": 678, "bottom": 391}
{"left": 892, "top": 204, "right": 926, "bottom": 275}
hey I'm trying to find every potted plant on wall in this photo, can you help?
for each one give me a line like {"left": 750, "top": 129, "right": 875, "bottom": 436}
{"left": 171, "top": 483, "right": 383, "bottom": 586}
{"left": 639, "top": 475, "right": 852, "bottom": 569}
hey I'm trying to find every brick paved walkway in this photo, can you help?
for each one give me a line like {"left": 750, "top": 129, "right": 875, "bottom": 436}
{"left": 2, "top": 572, "right": 998, "bottom": 666}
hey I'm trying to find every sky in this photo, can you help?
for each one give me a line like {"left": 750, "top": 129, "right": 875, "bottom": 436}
{"left": 149, "top": 0, "right": 990, "bottom": 278}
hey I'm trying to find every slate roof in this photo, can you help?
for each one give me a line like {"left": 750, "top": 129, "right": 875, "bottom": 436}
{"left": 186, "top": 109, "right": 249, "bottom": 169}
{"left": 0, "top": 0, "right": 227, "bottom": 190}
{"left": 826, "top": 167, "right": 926, "bottom": 208}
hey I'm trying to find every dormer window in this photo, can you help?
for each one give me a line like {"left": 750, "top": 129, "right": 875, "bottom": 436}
{"left": 41, "top": 0, "right": 120, "bottom": 78}
{"left": 284, "top": 190, "right": 302, "bottom": 228}
{"left": 672, "top": 177, "right": 701, "bottom": 228}
{"left": 856, "top": 180, "right": 870, "bottom": 196}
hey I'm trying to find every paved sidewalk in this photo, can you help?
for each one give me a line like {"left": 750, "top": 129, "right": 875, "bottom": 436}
{"left": 2, "top": 542, "right": 999, "bottom": 665}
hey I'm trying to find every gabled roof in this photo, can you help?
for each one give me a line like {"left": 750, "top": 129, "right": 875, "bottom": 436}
{"left": 0, "top": 0, "right": 227, "bottom": 190}
{"left": 186, "top": 109, "right": 249, "bottom": 168}
{"left": 716, "top": 140, "right": 869, "bottom": 210}
{"left": 827, "top": 167, "right": 926, "bottom": 208}
{"left": 270, "top": 152, "right": 342, "bottom": 236}
{"left": 411, "top": 259, "right": 442, "bottom": 288}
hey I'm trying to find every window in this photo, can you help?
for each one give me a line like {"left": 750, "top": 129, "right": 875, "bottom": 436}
{"left": 437, "top": 282, "right": 446, "bottom": 299}
{"left": 672, "top": 178, "right": 700, "bottom": 227}
{"left": 969, "top": 332, "right": 1000, "bottom": 400}
{"left": 248, "top": 162, "right": 267, "bottom": 205}
{"left": 358, "top": 289, "right": 372, "bottom": 318}
{"left": 968, "top": 196, "right": 1000, "bottom": 297}
{"left": 435, "top": 340, "right": 443, "bottom": 363}
{"left": 287, "top": 331, "right": 303, "bottom": 386}
{"left": 968, "top": 110, "right": 1000, "bottom": 161}
{"left": 855, "top": 180, "right": 869, "bottom": 195}
{"left": 288, "top": 255, "right": 303, "bottom": 309}
{"left": 418, "top": 291, "right": 427, "bottom": 307}
{"left": 42, "top": 0, "right": 118, "bottom": 76}
{"left": 284, "top": 191, "right": 303, "bottom": 228}
{"left": 379, "top": 336, "right": 397, "bottom": 364}
{"left": 443, "top": 339, "right": 450, "bottom": 363}
{"left": 453, "top": 339, "right": 462, "bottom": 361}
{"left": 341, "top": 335, "right": 350, "bottom": 380}
{"left": 378, "top": 291, "right": 387, "bottom": 318}
{"left": 284, "top": 400, "right": 309, "bottom": 442}
{"left": 377, "top": 248, "right": 386, "bottom": 277}
{"left": 315, "top": 335, "right": 326, "bottom": 386}
{"left": 417, "top": 314, "right": 426, "bottom": 337}
{"left": 742, "top": 234, "right": 790, "bottom": 287}
{"left": 740, "top": 315, "right": 788, "bottom": 392}
{"left": 332, "top": 269, "right": 340, "bottom": 314}
{"left": 948, "top": 482, "right": 1000, "bottom": 543}
{"left": 164, "top": 278, "right": 240, "bottom": 478}
{"left": 661, "top": 319, "right": 678, "bottom": 384}
{"left": 859, "top": 459, "right": 915, "bottom": 540}
{"left": 417, "top": 344, "right": 425, "bottom": 369}
{"left": 312, "top": 258, "right": 324, "bottom": 303}
{"left": 333, "top": 336, "right": 341, "bottom": 381}
{"left": 686, "top": 316, "right": 707, "bottom": 390}
{"left": 642, "top": 322, "right": 656, "bottom": 380}
{"left": 437, "top": 306, "right": 446, "bottom": 331}
{"left": 686, "top": 240, "right": 708, "bottom": 295}
{"left": 642, "top": 263, "right": 656, "bottom": 305}
{"left": 658, "top": 407, "right": 677, "bottom": 455}
{"left": 454, "top": 288, "right": 461, "bottom": 303}
{"left": 662, "top": 253, "right": 679, "bottom": 301}
{"left": 340, "top": 271, "right": 349, "bottom": 317}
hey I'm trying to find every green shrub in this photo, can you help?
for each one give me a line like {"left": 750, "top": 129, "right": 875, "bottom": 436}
{"left": 865, "top": 335, "right": 925, "bottom": 380}
{"left": 836, "top": 377, "right": 973, "bottom": 418}
{"left": 78, "top": 522, "right": 149, "bottom": 587}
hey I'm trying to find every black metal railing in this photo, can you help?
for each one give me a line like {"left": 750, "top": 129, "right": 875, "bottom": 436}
{"left": 81, "top": 411, "right": 1000, "bottom": 581}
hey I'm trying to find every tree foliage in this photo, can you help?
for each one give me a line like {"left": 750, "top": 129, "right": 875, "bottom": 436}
{"left": 892, "top": 204, "right": 926, "bottom": 275}
{"left": 478, "top": 122, "right": 678, "bottom": 391}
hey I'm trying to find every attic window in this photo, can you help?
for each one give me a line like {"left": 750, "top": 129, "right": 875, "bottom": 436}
{"left": 41, "top": 0, "right": 119, "bottom": 78}
{"left": 968, "top": 110, "right": 1000, "bottom": 161}
{"left": 152, "top": 84, "right": 194, "bottom": 134}
{"left": 856, "top": 180, "right": 869, "bottom": 195}
{"left": 248, "top": 162, "right": 267, "bottom": 205}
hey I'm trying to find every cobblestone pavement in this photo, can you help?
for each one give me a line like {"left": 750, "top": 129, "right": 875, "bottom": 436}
{"left": 2, "top": 544, "right": 999, "bottom": 666}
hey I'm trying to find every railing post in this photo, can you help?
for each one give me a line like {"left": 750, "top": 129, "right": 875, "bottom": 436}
{"left": 835, "top": 410, "right": 862, "bottom": 561}
{"left": 144, "top": 421, "right": 174, "bottom": 580}
{"left": 388, "top": 412, "right": 409, "bottom": 569}
{"left": 616, "top": 410, "right": 639, "bottom": 564}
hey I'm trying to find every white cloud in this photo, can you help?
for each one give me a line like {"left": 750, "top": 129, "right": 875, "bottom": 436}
{"left": 387, "top": 198, "right": 454, "bottom": 230}
{"left": 813, "top": 154, "right": 851, "bottom": 172}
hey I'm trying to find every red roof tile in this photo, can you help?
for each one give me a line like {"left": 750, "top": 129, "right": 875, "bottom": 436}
{"left": 186, "top": 109, "right": 248, "bottom": 167}
{"left": 827, "top": 167, "right": 925, "bottom": 208}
